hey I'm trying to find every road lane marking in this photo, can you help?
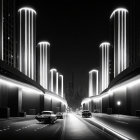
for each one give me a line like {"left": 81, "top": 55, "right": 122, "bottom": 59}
{"left": 116, "top": 120, "right": 128, "bottom": 124}
{"left": 34, "top": 124, "right": 49, "bottom": 131}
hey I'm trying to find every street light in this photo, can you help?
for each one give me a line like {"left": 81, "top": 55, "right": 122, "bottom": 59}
{"left": 117, "top": 101, "right": 121, "bottom": 117}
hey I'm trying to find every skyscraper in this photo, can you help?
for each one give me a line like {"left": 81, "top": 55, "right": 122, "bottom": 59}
{"left": 0, "top": 0, "right": 16, "bottom": 67}
{"left": 110, "top": 8, "right": 129, "bottom": 77}
{"left": 18, "top": 7, "right": 36, "bottom": 80}
{"left": 50, "top": 68, "right": 57, "bottom": 93}
{"left": 88, "top": 69, "right": 98, "bottom": 97}
{"left": 59, "top": 74, "right": 63, "bottom": 98}
{"left": 36, "top": 41, "right": 50, "bottom": 89}
{"left": 100, "top": 42, "right": 110, "bottom": 92}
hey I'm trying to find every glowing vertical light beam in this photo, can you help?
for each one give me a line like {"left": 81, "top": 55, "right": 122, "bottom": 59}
{"left": 18, "top": 7, "right": 36, "bottom": 80}
{"left": 56, "top": 72, "right": 58, "bottom": 95}
{"left": 110, "top": 8, "right": 128, "bottom": 77}
{"left": 100, "top": 42, "right": 110, "bottom": 92}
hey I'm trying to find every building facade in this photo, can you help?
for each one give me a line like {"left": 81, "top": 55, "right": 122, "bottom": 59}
{"left": 110, "top": 8, "right": 129, "bottom": 77}
{"left": 89, "top": 69, "right": 98, "bottom": 97}
{"left": 100, "top": 42, "right": 110, "bottom": 92}
{"left": 18, "top": 7, "right": 36, "bottom": 80}
{"left": 36, "top": 41, "right": 50, "bottom": 89}
{"left": 0, "top": 0, "right": 16, "bottom": 67}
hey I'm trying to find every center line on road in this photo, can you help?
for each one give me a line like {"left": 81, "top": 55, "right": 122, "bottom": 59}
{"left": 116, "top": 121, "right": 128, "bottom": 124}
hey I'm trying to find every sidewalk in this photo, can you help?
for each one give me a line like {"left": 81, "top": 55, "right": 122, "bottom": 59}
{"left": 91, "top": 113, "right": 140, "bottom": 140}
{"left": 93, "top": 113, "right": 140, "bottom": 120}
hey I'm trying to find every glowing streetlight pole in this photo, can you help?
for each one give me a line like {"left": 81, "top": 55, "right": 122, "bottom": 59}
{"left": 110, "top": 8, "right": 128, "bottom": 77}
{"left": 89, "top": 69, "right": 98, "bottom": 97}
{"left": 100, "top": 42, "right": 110, "bottom": 92}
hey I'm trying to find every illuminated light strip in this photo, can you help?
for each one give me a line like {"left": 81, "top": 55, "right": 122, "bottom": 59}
{"left": 19, "top": 10, "right": 22, "bottom": 71}
{"left": 96, "top": 70, "right": 98, "bottom": 95}
{"left": 0, "top": 75, "right": 43, "bottom": 95}
{"left": 18, "top": 7, "right": 36, "bottom": 15}
{"left": 50, "top": 68, "right": 57, "bottom": 92}
{"left": 25, "top": 10, "right": 27, "bottom": 75}
{"left": 45, "top": 93, "right": 67, "bottom": 107}
{"left": 110, "top": 8, "right": 128, "bottom": 19}
{"left": 124, "top": 12, "right": 127, "bottom": 69}
{"left": 38, "top": 41, "right": 50, "bottom": 89}
{"left": 118, "top": 11, "right": 120, "bottom": 74}
{"left": 31, "top": 11, "right": 34, "bottom": 79}
{"left": 56, "top": 72, "right": 58, "bottom": 94}
{"left": 82, "top": 75, "right": 140, "bottom": 105}
{"left": 29, "top": 10, "right": 30, "bottom": 77}
{"left": 90, "top": 118, "right": 133, "bottom": 140}
{"left": 121, "top": 11, "right": 123, "bottom": 71}
{"left": 59, "top": 75, "right": 64, "bottom": 98}
{"left": 38, "top": 41, "right": 50, "bottom": 46}
{"left": 81, "top": 98, "right": 91, "bottom": 106}
{"left": 100, "top": 42, "right": 110, "bottom": 91}
{"left": 110, "top": 8, "right": 128, "bottom": 77}
{"left": 89, "top": 69, "right": 98, "bottom": 96}
{"left": 1, "top": 0, "right": 3, "bottom": 60}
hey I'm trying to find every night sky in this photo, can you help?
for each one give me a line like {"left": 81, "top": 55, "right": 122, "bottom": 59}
{"left": 18, "top": 0, "right": 130, "bottom": 108}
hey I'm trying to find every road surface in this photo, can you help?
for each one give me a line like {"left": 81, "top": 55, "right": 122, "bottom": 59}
{"left": 0, "top": 113, "right": 116, "bottom": 140}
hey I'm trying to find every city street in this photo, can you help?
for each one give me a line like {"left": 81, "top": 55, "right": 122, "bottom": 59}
{"left": 0, "top": 113, "right": 115, "bottom": 140}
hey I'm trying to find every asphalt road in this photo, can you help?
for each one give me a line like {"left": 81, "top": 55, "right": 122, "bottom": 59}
{"left": 0, "top": 113, "right": 116, "bottom": 140}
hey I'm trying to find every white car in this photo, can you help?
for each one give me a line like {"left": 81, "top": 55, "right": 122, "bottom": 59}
{"left": 35, "top": 111, "right": 57, "bottom": 124}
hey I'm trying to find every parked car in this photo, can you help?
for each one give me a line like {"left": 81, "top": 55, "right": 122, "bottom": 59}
{"left": 82, "top": 110, "right": 92, "bottom": 118}
{"left": 35, "top": 111, "right": 57, "bottom": 124}
{"left": 56, "top": 112, "right": 63, "bottom": 119}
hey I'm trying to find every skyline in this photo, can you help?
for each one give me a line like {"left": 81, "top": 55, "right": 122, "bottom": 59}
{"left": 17, "top": 1, "right": 131, "bottom": 102}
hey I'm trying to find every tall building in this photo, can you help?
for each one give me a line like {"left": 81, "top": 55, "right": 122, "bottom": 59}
{"left": 100, "top": 42, "right": 110, "bottom": 92}
{"left": 50, "top": 68, "right": 57, "bottom": 93}
{"left": 110, "top": 8, "right": 129, "bottom": 77}
{"left": 36, "top": 41, "right": 50, "bottom": 89}
{"left": 18, "top": 7, "right": 36, "bottom": 80}
{"left": 58, "top": 74, "right": 63, "bottom": 98}
{"left": 0, "top": 0, "right": 16, "bottom": 67}
{"left": 88, "top": 69, "right": 98, "bottom": 97}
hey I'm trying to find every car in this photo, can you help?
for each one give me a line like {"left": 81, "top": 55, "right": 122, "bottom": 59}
{"left": 56, "top": 112, "right": 63, "bottom": 119}
{"left": 82, "top": 110, "right": 92, "bottom": 118}
{"left": 35, "top": 111, "right": 57, "bottom": 124}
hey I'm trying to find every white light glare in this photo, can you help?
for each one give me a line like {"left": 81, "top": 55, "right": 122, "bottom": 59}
{"left": 18, "top": 7, "right": 36, "bottom": 14}
{"left": 89, "top": 69, "right": 98, "bottom": 74}
{"left": 45, "top": 93, "right": 67, "bottom": 107}
{"left": 90, "top": 118, "right": 133, "bottom": 140}
{"left": 38, "top": 41, "right": 50, "bottom": 46}
{"left": 110, "top": 7, "right": 128, "bottom": 19}
{"left": 117, "top": 101, "right": 121, "bottom": 106}
{"left": 81, "top": 98, "right": 91, "bottom": 105}
{"left": 0, "top": 75, "right": 43, "bottom": 95}
{"left": 50, "top": 68, "right": 57, "bottom": 72}
{"left": 99, "top": 42, "right": 110, "bottom": 47}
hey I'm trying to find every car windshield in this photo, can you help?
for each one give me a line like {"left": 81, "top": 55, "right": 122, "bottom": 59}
{"left": 82, "top": 111, "right": 90, "bottom": 113}
{"left": 41, "top": 112, "right": 51, "bottom": 115}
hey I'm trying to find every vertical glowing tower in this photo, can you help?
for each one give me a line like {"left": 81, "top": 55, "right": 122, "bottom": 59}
{"left": 18, "top": 7, "right": 36, "bottom": 80}
{"left": 89, "top": 69, "right": 98, "bottom": 97}
{"left": 100, "top": 42, "right": 110, "bottom": 92}
{"left": 50, "top": 68, "right": 57, "bottom": 93}
{"left": 110, "top": 8, "right": 129, "bottom": 77}
{"left": 37, "top": 41, "right": 50, "bottom": 89}
{"left": 59, "top": 74, "right": 63, "bottom": 98}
